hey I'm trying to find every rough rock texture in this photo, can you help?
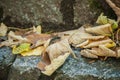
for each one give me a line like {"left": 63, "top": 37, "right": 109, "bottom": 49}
{"left": 0, "top": 46, "right": 16, "bottom": 80}
{"left": 8, "top": 56, "right": 41, "bottom": 80}
{"left": 74, "top": 0, "right": 116, "bottom": 26}
{"left": 0, "top": 0, "right": 63, "bottom": 30}
{"left": 74, "top": 0, "right": 96, "bottom": 26}
{"left": 52, "top": 48, "right": 120, "bottom": 80}
{"left": 97, "top": 0, "right": 117, "bottom": 19}
{"left": 0, "top": 0, "right": 115, "bottom": 31}
{"left": 1, "top": 48, "right": 120, "bottom": 80}
{"left": 0, "top": 7, "right": 3, "bottom": 22}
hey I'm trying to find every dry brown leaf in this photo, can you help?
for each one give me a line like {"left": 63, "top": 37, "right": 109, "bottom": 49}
{"left": 0, "top": 23, "right": 8, "bottom": 36}
{"left": 76, "top": 36, "right": 105, "bottom": 48}
{"left": 8, "top": 31, "right": 28, "bottom": 42}
{"left": 80, "top": 49, "right": 98, "bottom": 59}
{"left": 99, "top": 45, "right": 116, "bottom": 57}
{"left": 21, "top": 46, "right": 45, "bottom": 56}
{"left": 37, "top": 39, "right": 76, "bottom": 76}
{"left": 92, "top": 45, "right": 116, "bottom": 57}
{"left": 0, "top": 38, "right": 20, "bottom": 47}
{"left": 38, "top": 52, "right": 70, "bottom": 76}
{"left": 69, "top": 31, "right": 91, "bottom": 46}
{"left": 81, "top": 35, "right": 105, "bottom": 40}
{"left": 33, "top": 25, "right": 42, "bottom": 34}
{"left": 81, "top": 45, "right": 116, "bottom": 59}
{"left": 91, "top": 48, "right": 107, "bottom": 57}
{"left": 46, "top": 39, "right": 76, "bottom": 60}
{"left": 25, "top": 33, "right": 52, "bottom": 48}
{"left": 55, "top": 29, "right": 78, "bottom": 40}
{"left": 85, "top": 24, "right": 112, "bottom": 36}
{"left": 0, "top": 31, "right": 29, "bottom": 47}
{"left": 56, "top": 26, "right": 86, "bottom": 40}
{"left": 76, "top": 40, "right": 89, "bottom": 48}
{"left": 117, "top": 49, "right": 120, "bottom": 57}
{"left": 83, "top": 38, "right": 113, "bottom": 48}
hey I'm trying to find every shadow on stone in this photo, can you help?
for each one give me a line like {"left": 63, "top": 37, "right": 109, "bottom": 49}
{"left": 0, "top": 46, "right": 16, "bottom": 80}
{"left": 60, "top": 0, "right": 75, "bottom": 27}
{"left": 8, "top": 56, "right": 41, "bottom": 80}
{"left": 0, "top": 7, "right": 3, "bottom": 22}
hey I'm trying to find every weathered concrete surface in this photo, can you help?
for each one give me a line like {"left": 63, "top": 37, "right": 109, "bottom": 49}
{"left": 8, "top": 56, "right": 41, "bottom": 80}
{"left": 0, "top": 46, "right": 16, "bottom": 80}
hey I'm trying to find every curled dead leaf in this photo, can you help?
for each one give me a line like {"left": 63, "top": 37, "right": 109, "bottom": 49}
{"left": 25, "top": 33, "right": 52, "bottom": 48}
{"left": 0, "top": 23, "right": 8, "bottom": 36}
{"left": 92, "top": 45, "right": 116, "bottom": 57}
{"left": 81, "top": 45, "right": 116, "bottom": 59}
{"left": 83, "top": 38, "right": 113, "bottom": 48}
{"left": 81, "top": 35, "right": 105, "bottom": 40}
{"left": 46, "top": 39, "right": 76, "bottom": 61}
{"left": 0, "top": 37, "right": 21, "bottom": 47}
{"left": 33, "top": 25, "right": 42, "bottom": 34}
{"left": 38, "top": 53, "right": 70, "bottom": 76}
{"left": 76, "top": 40, "right": 89, "bottom": 48}
{"left": 68, "top": 31, "right": 91, "bottom": 46}
{"left": 99, "top": 45, "right": 116, "bottom": 57}
{"left": 37, "top": 39, "right": 76, "bottom": 76}
{"left": 85, "top": 24, "right": 113, "bottom": 36}
{"left": 8, "top": 31, "right": 28, "bottom": 42}
{"left": 76, "top": 36, "right": 106, "bottom": 48}
{"left": 80, "top": 49, "right": 98, "bottom": 59}
{"left": 55, "top": 30, "right": 77, "bottom": 40}
{"left": 117, "top": 49, "right": 120, "bottom": 57}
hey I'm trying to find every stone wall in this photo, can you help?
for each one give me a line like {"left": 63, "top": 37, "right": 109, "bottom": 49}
{"left": 0, "top": 0, "right": 116, "bottom": 31}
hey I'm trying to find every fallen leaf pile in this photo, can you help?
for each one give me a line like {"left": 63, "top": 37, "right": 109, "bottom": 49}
{"left": 0, "top": 12, "right": 120, "bottom": 76}
{"left": 68, "top": 13, "right": 119, "bottom": 59}
{"left": 0, "top": 23, "right": 77, "bottom": 76}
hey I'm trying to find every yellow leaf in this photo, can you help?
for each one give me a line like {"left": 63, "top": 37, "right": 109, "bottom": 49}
{"left": 104, "top": 42, "right": 116, "bottom": 48}
{"left": 12, "top": 43, "right": 31, "bottom": 54}
{"left": 21, "top": 46, "right": 45, "bottom": 56}
{"left": 96, "top": 13, "right": 118, "bottom": 30}
{"left": 96, "top": 13, "right": 108, "bottom": 24}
